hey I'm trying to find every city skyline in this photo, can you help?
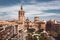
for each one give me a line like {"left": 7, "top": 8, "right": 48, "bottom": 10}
{"left": 0, "top": 0, "right": 60, "bottom": 21}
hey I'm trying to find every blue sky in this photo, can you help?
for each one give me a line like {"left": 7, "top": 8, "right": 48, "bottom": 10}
{"left": 0, "top": 0, "right": 60, "bottom": 21}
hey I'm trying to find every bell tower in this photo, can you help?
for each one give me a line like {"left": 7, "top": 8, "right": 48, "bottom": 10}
{"left": 18, "top": 5, "right": 25, "bottom": 24}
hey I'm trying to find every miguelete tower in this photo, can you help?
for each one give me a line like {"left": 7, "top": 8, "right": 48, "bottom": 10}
{"left": 18, "top": 5, "right": 25, "bottom": 24}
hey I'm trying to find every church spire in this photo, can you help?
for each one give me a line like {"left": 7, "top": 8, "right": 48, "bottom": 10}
{"left": 21, "top": 5, "right": 23, "bottom": 10}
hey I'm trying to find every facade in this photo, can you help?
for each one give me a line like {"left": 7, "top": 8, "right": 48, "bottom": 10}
{"left": 53, "top": 23, "right": 60, "bottom": 32}
{"left": 46, "top": 20, "right": 54, "bottom": 31}
{"left": 46, "top": 20, "right": 60, "bottom": 32}
{"left": 0, "top": 25, "right": 14, "bottom": 40}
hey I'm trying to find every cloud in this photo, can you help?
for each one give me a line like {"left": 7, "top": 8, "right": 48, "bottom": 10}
{"left": 43, "top": 9, "right": 60, "bottom": 13}
{"left": 0, "top": 0, "right": 55, "bottom": 6}
{"left": 0, "top": 0, "right": 60, "bottom": 21}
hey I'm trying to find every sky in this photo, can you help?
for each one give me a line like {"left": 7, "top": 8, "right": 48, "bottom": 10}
{"left": 0, "top": 0, "right": 60, "bottom": 21}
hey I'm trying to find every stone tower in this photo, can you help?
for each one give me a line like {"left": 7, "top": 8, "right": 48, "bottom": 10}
{"left": 18, "top": 5, "right": 25, "bottom": 24}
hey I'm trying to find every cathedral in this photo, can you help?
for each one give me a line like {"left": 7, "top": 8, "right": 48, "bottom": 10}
{"left": 18, "top": 5, "right": 46, "bottom": 31}
{"left": 0, "top": 5, "right": 46, "bottom": 31}
{"left": 0, "top": 5, "right": 46, "bottom": 39}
